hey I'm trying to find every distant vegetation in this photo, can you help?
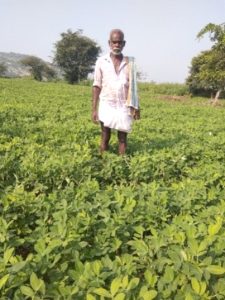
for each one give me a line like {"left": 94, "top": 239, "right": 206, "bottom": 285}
{"left": 0, "top": 52, "right": 60, "bottom": 80}
{"left": 1, "top": 23, "right": 224, "bottom": 100}
{"left": 138, "top": 82, "right": 189, "bottom": 96}
{"left": 54, "top": 29, "right": 101, "bottom": 84}
{"left": 186, "top": 23, "right": 225, "bottom": 103}
{"left": 0, "top": 62, "right": 7, "bottom": 76}
{"left": 21, "top": 56, "right": 57, "bottom": 81}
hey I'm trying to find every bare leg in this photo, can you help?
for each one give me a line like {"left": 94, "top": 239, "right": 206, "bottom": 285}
{"left": 118, "top": 131, "right": 127, "bottom": 155}
{"left": 100, "top": 122, "right": 111, "bottom": 153}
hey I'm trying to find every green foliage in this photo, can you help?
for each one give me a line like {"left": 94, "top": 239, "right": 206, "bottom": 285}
{"left": 0, "top": 78, "right": 225, "bottom": 299}
{"left": 197, "top": 23, "right": 225, "bottom": 45}
{"left": 54, "top": 29, "right": 101, "bottom": 84}
{"left": 21, "top": 56, "right": 56, "bottom": 81}
{"left": 187, "top": 23, "right": 225, "bottom": 99}
{"left": 138, "top": 82, "right": 189, "bottom": 96}
{"left": 0, "top": 62, "right": 7, "bottom": 77}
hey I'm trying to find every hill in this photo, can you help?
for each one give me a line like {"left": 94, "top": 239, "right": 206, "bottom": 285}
{"left": 0, "top": 52, "right": 30, "bottom": 77}
{"left": 0, "top": 52, "right": 61, "bottom": 78}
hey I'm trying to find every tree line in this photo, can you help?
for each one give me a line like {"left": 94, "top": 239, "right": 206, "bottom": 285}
{"left": 0, "top": 29, "right": 101, "bottom": 84}
{"left": 0, "top": 24, "right": 224, "bottom": 101}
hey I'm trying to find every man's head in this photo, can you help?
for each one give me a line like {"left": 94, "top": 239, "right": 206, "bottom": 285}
{"left": 109, "top": 29, "right": 126, "bottom": 56}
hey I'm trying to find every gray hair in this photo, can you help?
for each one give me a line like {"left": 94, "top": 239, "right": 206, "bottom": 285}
{"left": 109, "top": 29, "right": 125, "bottom": 41}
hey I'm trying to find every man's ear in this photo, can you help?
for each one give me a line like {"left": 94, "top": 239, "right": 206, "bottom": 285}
{"left": 108, "top": 40, "right": 111, "bottom": 46}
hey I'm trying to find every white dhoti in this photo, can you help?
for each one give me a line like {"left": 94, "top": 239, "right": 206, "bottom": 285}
{"left": 99, "top": 100, "right": 132, "bottom": 133}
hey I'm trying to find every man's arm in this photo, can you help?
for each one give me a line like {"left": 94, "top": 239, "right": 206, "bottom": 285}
{"left": 92, "top": 85, "right": 101, "bottom": 123}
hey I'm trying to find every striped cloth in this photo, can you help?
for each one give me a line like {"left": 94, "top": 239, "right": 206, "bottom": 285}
{"left": 126, "top": 56, "right": 139, "bottom": 117}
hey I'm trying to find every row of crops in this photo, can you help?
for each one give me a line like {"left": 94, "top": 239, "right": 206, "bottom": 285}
{"left": 0, "top": 78, "right": 225, "bottom": 299}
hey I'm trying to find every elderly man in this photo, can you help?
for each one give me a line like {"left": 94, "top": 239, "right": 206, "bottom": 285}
{"left": 92, "top": 29, "right": 139, "bottom": 155}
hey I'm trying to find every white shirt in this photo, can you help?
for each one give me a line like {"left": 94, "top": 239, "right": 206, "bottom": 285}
{"left": 93, "top": 53, "right": 129, "bottom": 106}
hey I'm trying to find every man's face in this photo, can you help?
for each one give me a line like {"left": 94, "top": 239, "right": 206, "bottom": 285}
{"left": 109, "top": 32, "right": 126, "bottom": 56}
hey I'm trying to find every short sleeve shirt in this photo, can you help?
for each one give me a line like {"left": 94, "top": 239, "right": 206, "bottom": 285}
{"left": 93, "top": 53, "right": 129, "bottom": 107}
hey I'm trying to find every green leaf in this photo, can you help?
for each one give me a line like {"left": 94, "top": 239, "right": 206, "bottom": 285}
{"left": 191, "top": 278, "right": 200, "bottom": 294}
{"left": 180, "top": 250, "right": 188, "bottom": 261}
{"left": 93, "top": 288, "right": 111, "bottom": 298}
{"left": 39, "top": 279, "right": 46, "bottom": 294}
{"left": 163, "top": 266, "right": 174, "bottom": 283}
{"left": 206, "top": 265, "right": 225, "bottom": 275}
{"left": 200, "top": 281, "right": 207, "bottom": 295}
{"left": 71, "top": 286, "right": 79, "bottom": 295}
{"left": 92, "top": 260, "right": 102, "bottom": 276}
{"left": 141, "top": 290, "right": 157, "bottom": 300}
{"left": 197, "top": 240, "right": 208, "bottom": 254}
{"left": 144, "top": 270, "right": 153, "bottom": 285}
{"left": 127, "top": 277, "right": 140, "bottom": 290}
{"left": 122, "top": 275, "right": 128, "bottom": 289}
{"left": 0, "top": 274, "right": 10, "bottom": 289}
{"left": 86, "top": 294, "right": 96, "bottom": 300}
{"left": 150, "top": 228, "right": 158, "bottom": 237}
{"left": 114, "top": 293, "right": 125, "bottom": 300}
{"left": 9, "top": 261, "right": 26, "bottom": 273}
{"left": 30, "top": 272, "right": 41, "bottom": 291}
{"left": 49, "top": 253, "right": 61, "bottom": 268}
{"left": 139, "top": 285, "right": 148, "bottom": 297}
{"left": 134, "top": 225, "right": 145, "bottom": 235}
{"left": 113, "top": 238, "right": 122, "bottom": 250}
{"left": 144, "top": 270, "right": 157, "bottom": 287}
{"left": 20, "top": 285, "right": 34, "bottom": 297}
{"left": 127, "top": 240, "right": 148, "bottom": 255}
{"left": 208, "top": 217, "right": 222, "bottom": 236}
{"left": 79, "top": 241, "right": 88, "bottom": 248}
{"left": 185, "top": 293, "right": 194, "bottom": 300}
{"left": 34, "top": 239, "right": 46, "bottom": 255}
{"left": 110, "top": 277, "right": 121, "bottom": 296}
{"left": 3, "top": 248, "right": 14, "bottom": 265}
{"left": 188, "top": 239, "right": 198, "bottom": 255}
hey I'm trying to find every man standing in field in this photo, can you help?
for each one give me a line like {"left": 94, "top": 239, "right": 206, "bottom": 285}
{"left": 92, "top": 29, "right": 140, "bottom": 155}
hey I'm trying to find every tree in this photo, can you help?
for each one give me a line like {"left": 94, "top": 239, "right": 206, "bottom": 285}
{"left": 54, "top": 29, "right": 101, "bottom": 84}
{"left": 21, "top": 56, "right": 45, "bottom": 81}
{"left": 0, "top": 62, "right": 7, "bottom": 77}
{"left": 186, "top": 50, "right": 216, "bottom": 97}
{"left": 186, "top": 23, "right": 225, "bottom": 103}
{"left": 43, "top": 64, "right": 57, "bottom": 81}
{"left": 21, "top": 56, "right": 56, "bottom": 81}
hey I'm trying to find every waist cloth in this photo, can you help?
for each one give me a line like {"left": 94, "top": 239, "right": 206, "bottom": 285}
{"left": 98, "top": 100, "right": 132, "bottom": 133}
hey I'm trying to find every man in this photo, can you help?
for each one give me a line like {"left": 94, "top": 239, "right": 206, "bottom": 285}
{"left": 92, "top": 29, "right": 139, "bottom": 155}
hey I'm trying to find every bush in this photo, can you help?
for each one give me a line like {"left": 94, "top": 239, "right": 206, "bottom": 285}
{"left": 138, "top": 82, "right": 189, "bottom": 96}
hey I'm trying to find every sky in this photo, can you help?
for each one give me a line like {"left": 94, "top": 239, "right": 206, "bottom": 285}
{"left": 0, "top": 0, "right": 224, "bottom": 83}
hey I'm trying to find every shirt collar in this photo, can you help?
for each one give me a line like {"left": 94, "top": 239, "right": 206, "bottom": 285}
{"left": 105, "top": 53, "right": 128, "bottom": 69}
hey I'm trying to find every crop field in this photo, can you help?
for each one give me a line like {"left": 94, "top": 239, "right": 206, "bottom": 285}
{"left": 0, "top": 78, "right": 225, "bottom": 300}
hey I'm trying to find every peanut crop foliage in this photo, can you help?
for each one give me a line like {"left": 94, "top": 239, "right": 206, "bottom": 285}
{"left": 0, "top": 78, "right": 225, "bottom": 300}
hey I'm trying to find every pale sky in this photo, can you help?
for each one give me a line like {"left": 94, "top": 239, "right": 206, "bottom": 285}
{"left": 0, "top": 0, "right": 224, "bottom": 83}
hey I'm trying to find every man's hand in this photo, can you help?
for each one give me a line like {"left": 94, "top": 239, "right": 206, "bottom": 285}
{"left": 92, "top": 86, "right": 101, "bottom": 124}
{"left": 134, "top": 109, "right": 140, "bottom": 120}
{"left": 92, "top": 110, "right": 99, "bottom": 124}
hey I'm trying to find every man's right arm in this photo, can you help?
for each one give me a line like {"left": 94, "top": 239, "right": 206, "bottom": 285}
{"left": 92, "top": 85, "right": 101, "bottom": 123}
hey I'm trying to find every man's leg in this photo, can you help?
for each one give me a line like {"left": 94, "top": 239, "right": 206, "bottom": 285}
{"left": 118, "top": 131, "right": 127, "bottom": 155}
{"left": 100, "top": 122, "right": 111, "bottom": 153}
